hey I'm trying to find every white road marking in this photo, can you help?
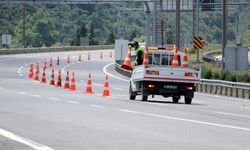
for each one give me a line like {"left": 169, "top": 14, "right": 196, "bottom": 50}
{"left": 242, "top": 106, "right": 250, "bottom": 110}
{"left": 18, "top": 68, "right": 22, "bottom": 71}
{"left": 93, "top": 83, "right": 102, "bottom": 87}
{"left": 19, "top": 74, "right": 23, "bottom": 77}
{"left": 17, "top": 92, "right": 27, "bottom": 95}
{"left": 49, "top": 97, "right": 60, "bottom": 101}
{"left": 65, "top": 101, "right": 79, "bottom": 104}
{"left": 146, "top": 103, "right": 169, "bottom": 107}
{"left": 214, "top": 111, "right": 250, "bottom": 118}
{"left": 17, "top": 71, "right": 21, "bottom": 74}
{"left": 20, "top": 66, "right": 23, "bottom": 69}
{"left": 112, "top": 87, "right": 125, "bottom": 91}
{"left": 117, "top": 108, "right": 250, "bottom": 132}
{"left": 32, "top": 95, "right": 41, "bottom": 98}
{"left": 90, "top": 104, "right": 105, "bottom": 108}
{"left": 103, "top": 62, "right": 129, "bottom": 82}
{"left": 0, "top": 128, "right": 54, "bottom": 150}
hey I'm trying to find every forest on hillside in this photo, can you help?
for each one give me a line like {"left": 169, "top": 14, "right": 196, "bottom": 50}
{"left": 1, "top": 2, "right": 250, "bottom": 48}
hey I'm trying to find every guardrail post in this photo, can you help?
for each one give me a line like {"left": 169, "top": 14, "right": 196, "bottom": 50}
{"left": 220, "top": 86, "right": 223, "bottom": 95}
{"left": 205, "top": 84, "right": 208, "bottom": 93}
{"left": 236, "top": 88, "right": 239, "bottom": 98}
{"left": 242, "top": 89, "right": 245, "bottom": 99}
{"left": 248, "top": 89, "right": 250, "bottom": 99}
{"left": 225, "top": 87, "right": 228, "bottom": 96}
{"left": 215, "top": 85, "right": 218, "bottom": 94}
{"left": 210, "top": 85, "right": 213, "bottom": 94}
{"left": 230, "top": 87, "right": 233, "bottom": 97}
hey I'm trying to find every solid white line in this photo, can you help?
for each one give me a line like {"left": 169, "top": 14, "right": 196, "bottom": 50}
{"left": 0, "top": 128, "right": 54, "bottom": 150}
{"left": 48, "top": 97, "right": 60, "bottom": 101}
{"left": 90, "top": 104, "right": 105, "bottom": 108}
{"left": 103, "top": 62, "right": 129, "bottom": 82}
{"left": 214, "top": 111, "right": 250, "bottom": 118}
{"left": 17, "top": 92, "right": 27, "bottom": 95}
{"left": 117, "top": 108, "right": 250, "bottom": 132}
{"left": 65, "top": 101, "right": 79, "bottom": 104}
{"left": 32, "top": 95, "right": 41, "bottom": 98}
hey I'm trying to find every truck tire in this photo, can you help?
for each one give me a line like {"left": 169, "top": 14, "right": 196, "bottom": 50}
{"left": 129, "top": 84, "right": 136, "bottom": 100}
{"left": 140, "top": 83, "right": 148, "bottom": 101}
{"left": 172, "top": 95, "right": 180, "bottom": 103}
{"left": 184, "top": 97, "right": 192, "bottom": 104}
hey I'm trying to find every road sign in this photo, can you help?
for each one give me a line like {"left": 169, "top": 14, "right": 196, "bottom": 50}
{"left": 2, "top": 34, "right": 12, "bottom": 45}
{"left": 193, "top": 36, "right": 203, "bottom": 49}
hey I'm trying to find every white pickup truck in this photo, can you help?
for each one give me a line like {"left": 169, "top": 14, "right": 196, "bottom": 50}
{"left": 129, "top": 47, "right": 200, "bottom": 104}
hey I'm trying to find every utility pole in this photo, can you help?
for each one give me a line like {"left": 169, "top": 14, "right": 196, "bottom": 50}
{"left": 176, "top": 0, "right": 180, "bottom": 49}
{"left": 153, "top": 0, "right": 157, "bottom": 46}
{"left": 222, "top": 0, "right": 228, "bottom": 69}
{"left": 145, "top": 2, "right": 151, "bottom": 46}
{"left": 194, "top": 0, "right": 200, "bottom": 63}
{"left": 23, "top": 3, "right": 26, "bottom": 48}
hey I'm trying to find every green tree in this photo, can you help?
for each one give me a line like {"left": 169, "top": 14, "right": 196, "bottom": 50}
{"left": 72, "top": 22, "right": 88, "bottom": 46}
{"left": 89, "top": 23, "right": 96, "bottom": 45}
{"left": 106, "top": 30, "right": 115, "bottom": 45}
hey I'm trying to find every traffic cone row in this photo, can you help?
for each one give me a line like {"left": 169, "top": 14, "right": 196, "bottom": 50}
{"left": 64, "top": 71, "right": 70, "bottom": 89}
{"left": 50, "top": 69, "right": 55, "bottom": 85}
{"left": 41, "top": 68, "right": 46, "bottom": 83}
{"left": 102, "top": 74, "right": 110, "bottom": 96}
{"left": 142, "top": 46, "right": 149, "bottom": 66}
{"left": 70, "top": 72, "right": 76, "bottom": 91}
{"left": 85, "top": 73, "right": 93, "bottom": 93}
{"left": 182, "top": 48, "right": 188, "bottom": 68}
{"left": 172, "top": 48, "right": 179, "bottom": 67}
{"left": 28, "top": 63, "right": 33, "bottom": 78}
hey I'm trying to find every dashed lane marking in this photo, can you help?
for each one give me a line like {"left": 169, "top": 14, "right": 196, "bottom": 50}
{"left": 112, "top": 87, "right": 125, "bottom": 91}
{"left": 242, "top": 106, "right": 250, "bottom": 110}
{"left": 32, "top": 95, "right": 42, "bottom": 98}
{"left": 117, "top": 108, "right": 250, "bottom": 132}
{"left": 214, "top": 111, "right": 250, "bottom": 118}
{"left": 89, "top": 104, "right": 105, "bottom": 108}
{"left": 0, "top": 128, "right": 54, "bottom": 150}
{"left": 48, "top": 97, "right": 60, "bottom": 101}
{"left": 65, "top": 101, "right": 79, "bottom": 104}
{"left": 17, "top": 92, "right": 27, "bottom": 95}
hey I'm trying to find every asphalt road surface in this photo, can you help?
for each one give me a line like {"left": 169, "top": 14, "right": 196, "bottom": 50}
{"left": 0, "top": 50, "right": 249, "bottom": 150}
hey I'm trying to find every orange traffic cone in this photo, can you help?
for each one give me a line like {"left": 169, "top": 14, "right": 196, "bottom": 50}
{"left": 121, "top": 46, "right": 132, "bottom": 70}
{"left": 49, "top": 69, "right": 55, "bottom": 85}
{"left": 142, "top": 46, "right": 149, "bottom": 65}
{"left": 41, "top": 68, "right": 46, "bottom": 83}
{"left": 49, "top": 57, "right": 53, "bottom": 67}
{"left": 85, "top": 73, "right": 93, "bottom": 93}
{"left": 28, "top": 63, "right": 33, "bottom": 78}
{"left": 102, "top": 74, "right": 110, "bottom": 97}
{"left": 36, "top": 61, "right": 40, "bottom": 73}
{"left": 43, "top": 59, "right": 47, "bottom": 70}
{"left": 56, "top": 57, "right": 60, "bottom": 66}
{"left": 88, "top": 51, "right": 90, "bottom": 60}
{"left": 67, "top": 54, "right": 71, "bottom": 64}
{"left": 110, "top": 51, "right": 112, "bottom": 59}
{"left": 70, "top": 72, "right": 76, "bottom": 91}
{"left": 171, "top": 48, "right": 179, "bottom": 67}
{"left": 33, "top": 66, "right": 39, "bottom": 81}
{"left": 100, "top": 52, "right": 103, "bottom": 59}
{"left": 78, "top": 53, "right": 82, "bottom": 62}
{"left": 64, "top": 71, "right": 70, "bottom": 89}
{"left": 56, "top": 69, "right": 62, "bottom": 87}
{"left": 182, "top": 48, "right": 188, "bottom": 68}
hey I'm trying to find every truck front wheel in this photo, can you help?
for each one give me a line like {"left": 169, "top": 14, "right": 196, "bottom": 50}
{"left": 184, "top": 97, "right": 192, "bottom": 104}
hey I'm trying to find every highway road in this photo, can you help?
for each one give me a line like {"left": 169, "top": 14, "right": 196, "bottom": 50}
{"left": 0, "top": 50, "right": 250, "bottom": 150}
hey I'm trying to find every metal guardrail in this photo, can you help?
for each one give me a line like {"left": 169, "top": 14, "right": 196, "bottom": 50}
{"left": 0, "top": 45, "right": 114, "bottom": 55}
{"left": 115, "top": 62, "right": 250, "bottom": 99}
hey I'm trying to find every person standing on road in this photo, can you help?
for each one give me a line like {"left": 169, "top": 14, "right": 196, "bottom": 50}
{"left": 134, "top": 41, "right": 144, "bottom": 65}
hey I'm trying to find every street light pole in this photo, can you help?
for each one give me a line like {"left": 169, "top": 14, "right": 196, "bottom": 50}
{"left": 222, "top": 0, "right": 228, "bottom": 69}
{"left": 23, "top": 3, "right": 26, "bottom": 48}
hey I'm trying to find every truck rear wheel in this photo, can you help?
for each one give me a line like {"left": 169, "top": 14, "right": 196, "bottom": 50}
{"left": 129, "top": 84, "right": 136, "bottom": 100}
{"left": 184, "top": 97, "right": 192, "bottom": 104}
{"left": 172, "top": 95, "right": 180, "bottom": 103}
